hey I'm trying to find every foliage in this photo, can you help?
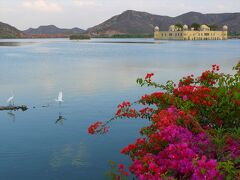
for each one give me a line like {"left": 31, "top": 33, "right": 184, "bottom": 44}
{"left": 175, "top": 23, "right": 183, "bottom": 30}
{"left": 94, "top": 34, "right": 154, "bottom": 38}
{"left": 69, "top": 34, "right": 91, "bottom": 40}
{"left": 191, "top": 23, "right": 201, "bottom": 30}
{"left": 208, "top": 24, "right": 218, "bottom": 31}
{"left": 0, "top": 34, "right": 19, "bottom": 39}
{"left": 229, "top": 32, "right": 240, "bottom": 39}
{"left": 105, "top": 161, "right": 129, "bottom": 180}
{"left": 89, "top": 63, "right": 240, "bottom": 179}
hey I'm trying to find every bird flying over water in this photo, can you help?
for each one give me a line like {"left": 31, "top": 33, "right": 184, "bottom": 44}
{"left": 55, "top": 92, "right": 63, "bottom": 102}
{"left": 6, "top": 95, "right": 14, "bottom": 106}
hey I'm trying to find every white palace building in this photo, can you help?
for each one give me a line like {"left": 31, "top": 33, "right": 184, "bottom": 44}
{"left": 154, "top": 24, "right": 228, "bottom": 40}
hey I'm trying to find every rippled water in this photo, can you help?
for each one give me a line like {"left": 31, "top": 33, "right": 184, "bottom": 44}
{"left": 0, "top": 38, "right": 239, "bottom": 179}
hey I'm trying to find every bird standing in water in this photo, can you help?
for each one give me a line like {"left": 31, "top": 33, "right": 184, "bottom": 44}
{"left": 55, "top": 92, "right": 63, "bottom": 106}
{"left": 6, "top": 95, "right": 14, "bottom": 106}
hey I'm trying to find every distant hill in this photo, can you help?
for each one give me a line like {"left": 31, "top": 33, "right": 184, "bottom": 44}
{"left": 1, "top": 10, "right": 240, "bottom": 38}
{"left": 86, "top": 10, "right": 240, "bottom": 36}
{"left": 0, "top": 21, "right": 23, "bottom": 38}
{"left": 23, "top": 25, "right": 85, "bottom": 35}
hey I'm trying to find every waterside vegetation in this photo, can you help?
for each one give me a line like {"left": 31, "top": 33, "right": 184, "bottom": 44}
{"left": 89, "top": 63, "right": 240, "bottom": 179}
{"left": 93, "top": 34, "right": 153, "bottom": 38}
{"left": 69, "top": 34, "right": 91, "bottom": 40}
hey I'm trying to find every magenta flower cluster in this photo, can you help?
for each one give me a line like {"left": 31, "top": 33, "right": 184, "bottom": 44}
{"left": 129, "top": 125, "right": 220, "bottom": 180}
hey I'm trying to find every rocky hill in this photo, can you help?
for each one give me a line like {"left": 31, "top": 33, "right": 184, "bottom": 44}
{"left": 1, "top": 10, "right": 239, "bottom": 38}
{"left": 86, "top": 10, "right": 240, "bottom": 36}
{"left": 23, "top": 25, "right": 85, "bottom": 35}
{"left": 0, "top": 21, "right": 23, "bottom": 38}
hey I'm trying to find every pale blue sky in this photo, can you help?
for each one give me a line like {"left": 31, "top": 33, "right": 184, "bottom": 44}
{"left": 0, "top": 0, "right": 239, "bottom": 30}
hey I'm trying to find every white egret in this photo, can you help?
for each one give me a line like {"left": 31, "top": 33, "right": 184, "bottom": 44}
{"left": 55, "top": 92, "right": 63, "bottom": 103}
{"left": 6, "top": 95, "right": 14, "bottom": 106}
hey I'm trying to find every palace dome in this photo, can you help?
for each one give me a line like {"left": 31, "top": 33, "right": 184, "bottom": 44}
{"left": 169, "top": 25, "right": 175, "bottom": 31}
{"left": 223, "top": 25, "right": 228, "bottom": 31}
{"left": 200, "top": 25, "right": 210, "bottom": 31}
{"left": 183, "top": 24, "right": 188, "bottom": 30}
{"left": 154, "top": 26, "right": 160, "bottom": 31}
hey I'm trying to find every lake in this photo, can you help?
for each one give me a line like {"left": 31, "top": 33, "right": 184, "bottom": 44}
{"left": 0, "top": 38, "right": 239, "bottom": 180}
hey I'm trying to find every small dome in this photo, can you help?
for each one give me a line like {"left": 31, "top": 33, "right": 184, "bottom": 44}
{"left": 223, "top": 25, "right": 228, "bottom": 31}
{"left": 200, "top": 24, "right": 210, "bottom": 31}
{"left": 169, "top": 25, "right": 175, "bottom": 31}
{"left": 154, "top": 26, "right": 160, "bottom": 31}
{"left": 183, "top": 24, "right": 188, "bottom": 30}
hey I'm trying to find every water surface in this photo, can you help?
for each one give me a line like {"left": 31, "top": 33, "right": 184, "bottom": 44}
{"left": 0, "top": 38, "right": 239, "bottom": 180}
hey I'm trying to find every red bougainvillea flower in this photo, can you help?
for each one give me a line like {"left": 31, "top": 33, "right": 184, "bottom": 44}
{"left": 145, "top": 73, "right": 154, "bottom": 82}
{"left": 173, "top": 86, "right": 217, "bottom": 107}
{"left": 88, "top": 121, "right": 103, "bottom": 134}
{"left": 118, "top": 163, "right": 129, "bottom": 177}
{"left": 145, "top": 73, "right": 154, "bottom": 80}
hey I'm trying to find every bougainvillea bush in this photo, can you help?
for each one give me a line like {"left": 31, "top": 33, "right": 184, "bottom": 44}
{"left": 89, "top": 63, "right": 240, "bottom": 180}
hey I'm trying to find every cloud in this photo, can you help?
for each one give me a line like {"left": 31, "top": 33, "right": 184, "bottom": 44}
{"left": 73, "top": 0, "right": 99, "bottom": 7}
{"left": 0, "top": 7, "right": 15, "bottom": 13}
{"left": 22, "top": 0, "right": 63, "bottom": 12}
{"left": 216, "top": 4, "right": 227, "bottom": 11}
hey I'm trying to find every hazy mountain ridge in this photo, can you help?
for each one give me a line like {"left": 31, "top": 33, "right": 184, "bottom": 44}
{"left": 23, "top": 25, "right": 85, "bottom": 35}
{"left": 86, "top": 10, "right": 240, "bottom": 36}
{"left": 0, "top": 22, "right": 23, "bottom": 38}
{"left": 0, "top": 10, "right": 240, "bottom": 38}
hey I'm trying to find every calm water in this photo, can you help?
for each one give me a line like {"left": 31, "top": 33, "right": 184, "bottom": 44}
{"left": 0, "top": 38, "right": 239, "bottom": 180}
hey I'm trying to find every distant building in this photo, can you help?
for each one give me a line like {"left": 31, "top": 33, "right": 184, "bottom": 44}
{"left": 154, "top": 24, "right": 228, "bottom": 40}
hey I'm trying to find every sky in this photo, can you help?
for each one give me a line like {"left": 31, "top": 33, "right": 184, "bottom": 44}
{"left": 0, "top": 0, "right": 239, "bottom": 30}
